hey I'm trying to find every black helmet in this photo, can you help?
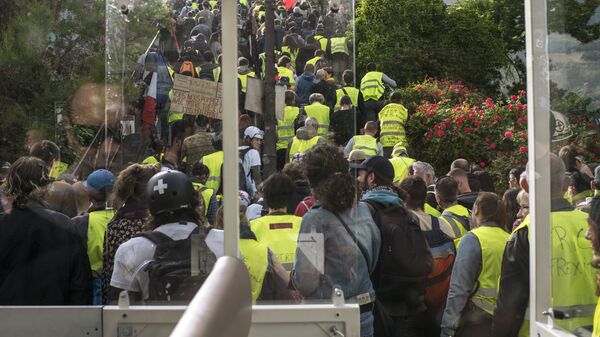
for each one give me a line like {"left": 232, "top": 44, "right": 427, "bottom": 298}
{"left": 147, "top": 170, "right": 195, "bottom": 215}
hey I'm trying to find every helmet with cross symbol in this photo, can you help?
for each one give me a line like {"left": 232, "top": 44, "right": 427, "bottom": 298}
{"left": 147, "top": 170, "right": 196, "bottom": 215}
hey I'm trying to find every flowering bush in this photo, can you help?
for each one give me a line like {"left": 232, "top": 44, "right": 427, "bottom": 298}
{"left": 402, "top": 79, "right": 528, "bottom": 192}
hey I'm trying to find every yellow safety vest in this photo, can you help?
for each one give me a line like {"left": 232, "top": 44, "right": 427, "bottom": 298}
{"left": 352, "top": 135, "right": 378, "bottom": 156}
{"left": 424, "top": 203, "right": 441, "bottom": 217}
{"left": 593, "top": 297, "right": 600, "bottom": 337}
{"left": 142, "top": 153, "right": 163, "bottom": 165}
{"left": 330, "top": 37, "right": 349, "bottom": 55}
{"left": 191, "top": 2, "right": 199, "bottom": 10}
{"left": 304, "top": 103, "right": 330, "bottom": 138}
{"left": 211, "top": 0, "right": 218, "bottom": 8}
{"left": 515, "top": 210, "right": 597, "bottom": 336}
{"left": 250, "top": 214, "right": 302, "bottom": 272}
{"left": 281, "top": 45, "right": 298, "bottom": 65}
{"left": 467, "top": 226, "right": 510, "bottom": 315}
{"left": 379, "top": 103, "right": 408, "bottom": 148}
{"left": 335, "top": 87, "right": 360, "bottom": 110}
{"left": 87, "top": 209, "right": 115, "bottom": 271}
{"left": 277, "top": 106, "right": 300, "bottom": 150}
{"left": 49, "top": 161, "right": 69, "bottom": 179}
{"left": 314, "top": 35, "right": 328, "bottom": 51}
{"left": 277, "top": 66, "right": 296, "bottom": 87}
{"left": 168, "top": 90, "right": 184, "bottom": 124}
{"left": 202, "top": 151, "right": 223, "bottom": 191}
{"left": 389, "top": 156, "right": 416, "bottom": 183}
{"left": 239, "top": 239, "right": 268, "bottom": 303}
{"left": 289, "top": 136, "right": 321, "bottom": 162}
{"left": 360, "top": 71, "right": 385, "bottom": 101}
{"left": 238, "top": 71, "right": 256, "bottom": 94}
{"left": 192, "top": 182, "right": 214, "bottom": 216}
{"left": 441, "top": 204, "right": 471, "bottom": 239}
{"left": 306, "top": 56, "right": 324, "bottom": 69}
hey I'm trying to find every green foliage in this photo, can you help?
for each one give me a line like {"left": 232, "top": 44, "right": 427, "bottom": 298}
{"left": 0, "top": 98, "right": 29, "bottom": 162}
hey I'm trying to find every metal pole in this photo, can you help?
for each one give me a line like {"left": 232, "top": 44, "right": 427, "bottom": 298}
{"left": 525, "top": 0, "right": 552, "bottom": 333}
{"left": 222, "top": 0, "right": 240, "bottom": 258}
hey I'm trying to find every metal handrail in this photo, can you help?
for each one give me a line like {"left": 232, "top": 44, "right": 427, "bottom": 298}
{"left": 169, "top": 256, "right": 252, "bottom": 337}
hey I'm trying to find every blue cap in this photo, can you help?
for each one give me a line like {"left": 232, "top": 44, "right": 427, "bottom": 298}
{"left": 84, "top": 169, "right": 116, "bottom": 193}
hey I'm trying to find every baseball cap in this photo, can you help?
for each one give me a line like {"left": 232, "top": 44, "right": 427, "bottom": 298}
{"left": 84, "top": 169, "right": 116, "bottom": 193}
{"left": 244, "top": 126, "right": 264, "bottom": 140}
{"left": 348, "top": 150, "right": 368, "bottom": 169}
{"left": 356, "top": 156, "right": 395, "bottom": 184}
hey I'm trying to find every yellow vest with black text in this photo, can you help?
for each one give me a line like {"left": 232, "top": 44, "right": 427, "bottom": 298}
{"left": 238, "top": 71, "right": 256, "bottom": 94}
{"left": 360, "top": 71, "right": 385, "bottom": 101}
{"left": 304, "top": 103, "right": 330, "bottom": 138}
{"left": 250, "top": 214, "right": 302, "bottom": 272}
{"left": 49, "top": 160, "right": 69, "bottom": 179}
{"left": 352, "top": 135, "right": 378, "bottom": 156}
{"left": 277, "top": 106, "right": 300, "bottom": 150}
{"left": 467, "top": 226, "right": 510, "bottom": 315}
{"left": 277, "top": 66, "right": 296, "bottom": 88}
{"left": 314, "top": 35, "right": 328, "bottom": 51}
{"left": 192, "top": 182, "right": 214, "bottom": 216}
{"left": 515, "top": 210, "right": 597, "bottom": 336}
{"left": 240, "top": 239, "right": 269, "bottom": 303}
{"left": 289, "top": 136, "right": 320, "bottom": 162}
{"left": 87, "top": 209, "right": 115, "bottom": 271}
{"left": 441, "top": 204, "right": 471, "bottom": 240}
{"left": 389, "top": 156, "right": 416, "bottom": 183}
{"left": 330, "top": 37, "right": 349, "bottom": 55}
{"left": 202, "top": 151, "right": 223, "bottom": 191}
{"left": 335, "top": 87, "right": 360, "bottom": 110}
{"left": 379, "top": 103, "right": 408, "bottom": 148}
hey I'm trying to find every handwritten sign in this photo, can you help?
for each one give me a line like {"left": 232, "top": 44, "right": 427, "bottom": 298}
{"left": 171, "top": 74, "right": 222, "bottom": 119}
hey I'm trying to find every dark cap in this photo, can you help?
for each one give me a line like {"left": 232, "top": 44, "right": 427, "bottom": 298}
{"left": 357, "top": 156, "right": 395, "bottom": 184}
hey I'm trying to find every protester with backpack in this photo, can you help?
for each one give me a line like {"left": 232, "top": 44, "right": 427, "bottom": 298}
{"left": 292, "top": 145, "right": 380, "bottom": 337}
{"left": 240, "top": 126, "right": 264, "bottom": 199}
{"left": 356, "top": 155, "right": 434, "bottom": 337}
{"left": 440, "top": 192, "right": 509, "bottom": 337}
{"left": 110, "top": 170, "right": 217, "bottom": 303}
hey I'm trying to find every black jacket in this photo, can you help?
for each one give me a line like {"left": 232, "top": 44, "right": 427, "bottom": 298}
{"left": 457, "top": 191, "right": 479, "bottom": 211}
{"left": 0, "top": 205, "right": 92, "bottom": 305}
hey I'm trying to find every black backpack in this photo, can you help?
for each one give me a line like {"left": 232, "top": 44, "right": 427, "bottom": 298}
{"left": 135, "top": 226, "right": 217, "bottom": 303}
{"left": 363, "top": 200, "right": 434, "bottom": 305}
{"left": 217, "top": 147, "right": 251, "bottom": 196}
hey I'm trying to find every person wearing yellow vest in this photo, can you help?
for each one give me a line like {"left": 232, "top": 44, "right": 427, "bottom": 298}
{"left": 585, "top": 198, "right": 600, "bottom": 337}
{"left": 277, "top": 91, "right": 301, "bottom": 169}
{"left": 493, "top": 155, "right": 597, "bottom": 337}
{"left": 72, "top": 169, "right": 116, "bottom": 305}
{"left": 449, "top": 168, "right": 480, "bottom": 212}
{"left": 29, "top": 140, "right": 70, "bottom": 179}
{"left": 314, "top": 25, "right": 328, "bottom": 52}
{"left": 328, "top": 30, "right": 349, "bottom": 83}
{"left": 306, "top": 49, "right": 327, "bottom": 72}
{"left": 304, "top": 93, "right": 331, "bottom": 139}
{"left": 379, "top": 92, "right": 409, "bottom": 157}
{"left": 441, "top": 192, "right": 510, "bottom": 337}
{"left": 334, "top": 70, "right": 365, "bottom": 114}
{"left": 281, "top": 35, "right": 299, "bottom": 69}
{"left": 200, "top": 133, "right": 224, "bottom": 194}
{"left": 277, "top": 56, "right": 296, "bottom": 90}
{"left": 190, "top": 161, "right": 217, "bottom": 224}
{"left": 250, "top": 173, "right": 302, "bottom": 273}
{"left": 287, "top": 121, "right": 326, "bottom": 163}
{"left": 389, "top": 145, "right": 416, "bottom": 183}
{"left": 412, "top": 161, "right": 442, "bottom": 216}
{"left": 436, "top": 176, "right": 471, "bottom": 240}
{"left": 237, "top": 57, "right": 256, "bottom": 94}
{"left": 360, "top": 62, "right": 397, "bottom": 122}
{"left": 344, "top": 121, "right": 383, "bottom": 158}
{"left": 196, "top": 51, "right": 221, "bottom": 82}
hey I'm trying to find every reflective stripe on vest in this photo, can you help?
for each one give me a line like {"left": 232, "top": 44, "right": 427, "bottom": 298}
{"left": 305, "top": 103, "right": 330, "bottom": 138}
{"left": 389, "top": 156, "right": 416, "bottom": 183}
{"left": 250, "top": 214, "right": 302, "bottom": 272}
{"left": 238, "top": 71, "right": 255, "bottom": 93}
{"left": 88, "top": 209, "right": 115, "bottom": 271}
{"left": 594, "top": 298, "right": 600, "bottom": 337}
{"left": 335, "top": 87, "right": 360, "bottom": 109}
{"left": 379, "top": 103, "right": 409, "bottom": 147}
{"left": 441, "top": 209, "right": 470, "bottom": 239}
{"left": 277, "top": 106, "right": 300, "bottom": 150}
{"left": 202, "top": 151, "right": 224, "bottom": 191}
{"left": 240, "top": 239, "right": 268, "bottom": 303}
{"left": 192, "top": 182, "right": 214, "bottom": 216}
{"left": 289, "top": 136, "right": 320, "bottom": 162}
{"left": 468, "top": 226, "right": 509, "bottom": 315}
{"left": 352, "top": 135, "right": 378, "bottom": 156}
{"left": 49, "top": 161, "right": 69, "bottom": 179}
{"left": 360, "top": 71, "right": 385, "bottom": 101}
{"left": 330, "top": 37, "right": 349, "bottom": 55}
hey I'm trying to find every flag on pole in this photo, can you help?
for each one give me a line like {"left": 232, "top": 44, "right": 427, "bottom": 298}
{"left": 283, "top": 0, "right": 297, "bottom": 10}
{"left": 141, "top": 72, "right": 158, "bottom": 133}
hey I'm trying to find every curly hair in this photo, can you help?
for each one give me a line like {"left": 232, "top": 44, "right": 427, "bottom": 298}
{"left": 111, "top": 164, "right": 160, "bottom": 211}
{"left": 319, "top": 172, "right": 356, "bottom": 213}
{"left": 1, "top": 156, "right": 51, "bottom": 208}
{"left": 303, "top": 144, "right": 348, "bottom": 195}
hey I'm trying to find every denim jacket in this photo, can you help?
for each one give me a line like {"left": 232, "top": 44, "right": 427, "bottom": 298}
{"left": 292, "top": 202, "right": 381, "bottom": 302}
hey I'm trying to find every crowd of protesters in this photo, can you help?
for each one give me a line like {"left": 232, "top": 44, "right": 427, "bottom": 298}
{"left": 1, "top": 1, "right": 600, "bottom": 337}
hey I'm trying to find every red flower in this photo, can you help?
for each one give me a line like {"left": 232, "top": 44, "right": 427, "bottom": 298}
{"left": 494, "top": 115, "right": 502, "bottom": 122}
{"left": 427, "top": 130, "right": 433, "bottom": 138}
{"left": 440, "top": 123, "right": 447, "bottom": 130}
{"left": 518, "top": 89, "right": 526, "bottom": 95}
{"left": 437, "top": 130, "right": 444, "bottom": 138}
{"left": 456, "top": 120, "right": 463, "bottom": 126}
{"left": 520, "top": 146, "right": 527, "bottom": 153}
{"left": 504, "top": 131, "right": 513, "bottom": 138}
{"left": 508, "top": 104, "right": 514, "bottom": 110}
{"left": 514, "top": 159, "right": 520, "bottom": 164}
{"left": 469, "top": 113, "right": 476, "bottom": 119}
{"left": 490, "top": 143, "right": 497, "bottom": 149}
{"left": 444, "top": 118, "right": 451, "bottom": 124}
{"left": 449, "top": 85, "right": 457, "bottom": 90}
{"left": 480, "top": 162, "right": 486, "bottom": 167}
{"left": 510, "top": 95, "right": 518, "bottom": 101}
{"left": 473, "top": 121, "right": 480, "bottom": 127}
{"left": 517, "top": 117, "right": 523, "bottom": 124}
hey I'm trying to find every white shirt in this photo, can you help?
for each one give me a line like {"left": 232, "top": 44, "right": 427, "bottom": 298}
{"left": 239, "top": 145, "right": 261, "bottom": 194}
{"left": 110, "top": 222, "right": 219, "bottom": 299}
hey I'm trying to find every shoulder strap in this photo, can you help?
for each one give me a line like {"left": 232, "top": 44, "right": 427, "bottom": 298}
{"left": 430, "top": 215, "right": 440, "bottom": 231}
{"left": 239, "top": 147, "right": 251, "bottom": 159}
{"left": 341, "top": 87, "right": 349, "bottom": 97}
{"left": 134, "top": 230, "right": 173, "bottom": 245}
{"left": 332, "top": 212, "right": 370, "bottom": 269}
